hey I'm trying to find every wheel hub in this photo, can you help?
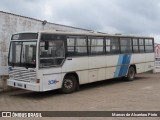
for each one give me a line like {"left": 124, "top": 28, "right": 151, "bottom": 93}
{"left": 64, "top": 79, "right": 73, "bottom": 89}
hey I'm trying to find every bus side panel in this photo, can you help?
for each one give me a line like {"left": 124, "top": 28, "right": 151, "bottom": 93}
{"left": 112, "top": 54, "right": 132, "bottom": 78}
{"left": 145, "top": 53, "right": 155, "bottom": 62}
{"left": 88, "top": 68, "right": 105, "bottom": 83}
{"left": 88, "top": 70, "right": 98, "bottom": 83}
{"left": 39, "top": 68, "right": 63, "bottom": 91}
{"left": 133, "top": 54, "right": 146, "bottom": 64}
{"left": 133, "top": 53, "right": 154, "bottom": 73}
{"left": 145, "top": 53, "right": 155, "bottom": 72}
{"left": 133, "top": 54, "right": 145, "bottom": 73}
{"left": 106, "top": 55, "right": 119, "bottom": 79}
{"left": 98, "top": 68, "right": 106, "bottom": 81}
{"left": 43, "top": 74, "right": 63, "bottom": 91}
{"left": 88, "top": 56, "right": 106, "bottom": 82}
{"left": 145, "top": 62, "right": 154, "bottom": 72}
{"left": 135, "top": 63, "right": 145, "bottom": 73}
{"left": 106, "top": 55, "right": 119, "bottom": 67}
{"left": 62, "top": 57, "right": 88, "bottom": 73}
{"left": 88, "top": 56, "right": 106, "bottom": 69}
{"left": 77, "top": 70, "right": 89, "bottom": 84}
{"left": 62, "top": 57, "right": 89, "bottom": 84}
{"left": 106, "top": 67, "right": 116, "bottom": 79}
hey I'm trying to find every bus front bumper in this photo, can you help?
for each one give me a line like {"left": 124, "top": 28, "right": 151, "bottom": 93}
{"left": 7, "top": 79, "right": 40, "bottom": 92}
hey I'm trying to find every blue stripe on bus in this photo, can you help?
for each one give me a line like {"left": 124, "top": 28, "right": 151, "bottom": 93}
{"left": 114, "top": 54, "right": 131, "bottom": 78}
{"left": 114, "top": 55, "right": 123, "bottom": 77}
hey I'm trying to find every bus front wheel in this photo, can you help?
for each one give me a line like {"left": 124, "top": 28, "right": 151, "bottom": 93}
{"left": 61, "top": 75, "right": 78, "bottom": 94}
{"left": 126, "top": 66, "right": 136, "bottom": 81}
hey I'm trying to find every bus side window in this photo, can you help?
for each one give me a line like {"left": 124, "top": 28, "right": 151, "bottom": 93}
{"left": 89, "top": 37, "right": 104, "bottom": 54}
{"left": 145, "top": 39, "right": 154, "bottom": 52}
{"left": 139, "top": 39, "right": 145, "bottom": 53}
{"left": 67, "top": 38, "right": 76, "bottom": 56}
{"left": 67, "top": 36, "right": 87, "bottom": 56}
{"left": 132, "top": 38, "right": 139, "bottom": 53}
{"left": 76, "top": 37, "right": 87, "bottom": 55}
{"left": 110, "top": 38, "right": 119, "bottom": 54}
{"left": 106, "top": 38, "right": 111, "bottom": 53}
{"left": 120, "top": 38, "right": 132, "bottom": 53}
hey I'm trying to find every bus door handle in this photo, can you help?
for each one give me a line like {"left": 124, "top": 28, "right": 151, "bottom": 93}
{"left": 67, "top": 58, "right": 72, "bottom": 60}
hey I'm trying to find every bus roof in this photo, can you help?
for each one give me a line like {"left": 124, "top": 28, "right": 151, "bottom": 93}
{"left": 13, "top": 30, "right": 154, "bottom": 39}
{"left": 39, "top": 30, "right": 154, "bottom": 39}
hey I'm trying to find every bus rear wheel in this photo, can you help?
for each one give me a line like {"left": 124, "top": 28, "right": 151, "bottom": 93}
{"left": 61, "top": 75, "right": 78, "bottom": 94}
{"left": 126, "top": 66, "right": 136, "bottom": 81}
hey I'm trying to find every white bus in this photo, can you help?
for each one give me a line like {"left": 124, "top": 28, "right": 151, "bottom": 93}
{"left": 7, "top": 31, "right": 154, "bottom": 93}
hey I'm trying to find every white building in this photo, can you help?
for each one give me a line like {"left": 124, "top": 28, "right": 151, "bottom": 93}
{"left": 154, "top": 43, "right": 160, "bottom": 73}
{"left": 0, "top": 11, "right": 91, "bottom": 90}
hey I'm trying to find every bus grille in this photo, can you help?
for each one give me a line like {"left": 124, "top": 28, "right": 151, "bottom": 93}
{"left": 9, "top": 68, "right": 36, "bottom": 82}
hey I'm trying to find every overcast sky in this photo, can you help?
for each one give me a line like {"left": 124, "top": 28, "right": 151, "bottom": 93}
{"left": 0, "top": 0, "right": 160, "bottom": 43}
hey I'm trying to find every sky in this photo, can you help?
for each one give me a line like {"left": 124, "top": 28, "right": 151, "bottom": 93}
{"left": 0, "top": 0, "right": 160, "bottom": 43}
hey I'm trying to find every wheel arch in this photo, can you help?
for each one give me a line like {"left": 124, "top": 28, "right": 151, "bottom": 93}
{"left": 63, "top": 72, "right": 79, "bottom": 85}
{"left": 129, "top": 64, "right": 137, "bottom": 74}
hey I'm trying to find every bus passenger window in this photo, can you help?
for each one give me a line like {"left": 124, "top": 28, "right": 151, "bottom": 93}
{"left": 133, "top": 39, "right": 139, "bottom": 53}
{"left": 67, "top": 36, "right": 87, "bottom": 56}
{"left": 40, "top": 38, "right": 65, "bottom": 67}
{"left": 139, "top": 39, "right": 145, "bottom": 53}
{"left": 110, "top": 38, "right": 119, "bottom": 54}
{"left": 120, "top": 38, "right": 132, "bottom": 53}
{"left": 106, "top": 39, "right": 111, "bottom": 53}
{"left": 145, "top": 39, "right": 154, "bottom": 52}
{"left": 89, "top": 38, "right": 104, "bottom": 54}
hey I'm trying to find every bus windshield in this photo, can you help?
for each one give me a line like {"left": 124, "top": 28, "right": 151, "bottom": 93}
{"left": 9, "top": 41, "right": 37, "bottom": 68}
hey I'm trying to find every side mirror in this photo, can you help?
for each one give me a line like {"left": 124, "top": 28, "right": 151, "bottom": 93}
{"left": 45, "top": 41, "right": 49, "bottom": 50}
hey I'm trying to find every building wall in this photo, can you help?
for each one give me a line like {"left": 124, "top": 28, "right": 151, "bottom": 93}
{"left": 154, "top": 44, "right": 160, "bottom": 73}
{"left": 0, "top": 11, "right": 91, "bottom": 76}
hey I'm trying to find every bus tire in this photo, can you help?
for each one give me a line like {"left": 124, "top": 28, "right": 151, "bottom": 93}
{"left": 126, "top": 66, "right": 136, "bottom": 81}
{"left": 60, "top": 75, "right": 78, "bottom": 94}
